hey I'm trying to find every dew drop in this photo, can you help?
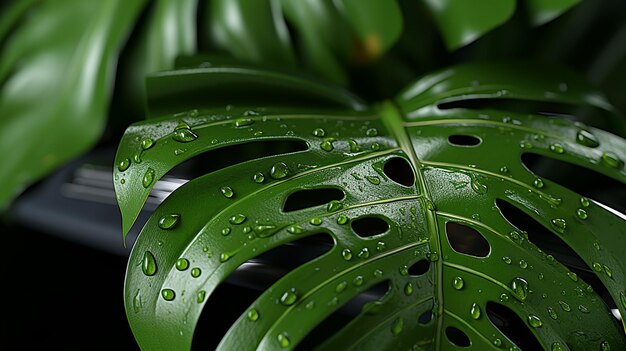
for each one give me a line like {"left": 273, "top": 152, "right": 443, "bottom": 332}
{"left": 118, "top": 158, "right": 131, "bottom": 172}
{"left": 500, "top": 293, "right": 509, "bottom": 302}
{"left": 601, "top": 152, "right": 623, "bottom": 169}
{"left": 309, "top": 217, "right": 322, "bottom": 225}
{"left": 280, "top": 290, "right": 297, "bottom": 305}
{"left": 327, "top": 200, "right": 343, "bottom": 212}
{"left": 519, "top": 259, "right": 528, "bottom": 269}
{"left": 576, "top": 130, "right": 599, "bottom": 147}
{"left": 287, "top": 225, "right": 303, "bottom": 234}
{"left": 578, "top": 304, "right": 590, "bottom": 313}
{"left": 312, "top": 128, "right": 326, "bottom": 137}
{"left": 142, "top": 168, "right": 155, "bottom": 188}
{"left": 335, "top": 281, "right": 348, "bottom": 293}
{"left": 348, "top": 139, "right": 360, "bottom": 153}
{"left": 552, "top": 342, "right": 564, "bottom": 351}
{"left": 550, "top": 218, "right": 567, "bottom": 234}
{"left": 337, "top": 215, "right": 348, "bottom": 225}
{"left": 270, "top": 162, "right": 289, "bottom": 179}
{"left": 404, "top": 282, "right": 414, "bottom": 296}
{"left": 142, "top": 251, "right": 157, "bottom": 276}
{"left": 176, "top": 258, "right": 189, "bottom": 271}
{"left": 245, "top": 173, "right": 259, "bottom": 185}
{"left": 559, "top": 301, "right": 571, "bottom": 312}
{"left": 528, "top": 314, "right": 542, "bottom": 328}
{"left": 342, "top": 248, "right": 353, "bottom": 261}
{"left": 352, "top": 275, "right": 364, "bottom": 287}
{"left": 510, "top": 277, "right": 529, "bottom": 301}
{"left": 532, "top": 178, "right": 544, "bottom": 189}
{"left": 191, "top": 267, "right": 201, "bottom": 277}
{"left": 365, "top": 176, "right": 381, "bottom": 185}
{"left": 197, "top": 290, "right": 206, "bottom": 303}
{"left": 320, "top": 138, "right": 335, "bottom": 152}
{"left": 620, "top": 291, "right": 626, "bottom": 309}
{"left": 247, "top": 308, "right": 259, "bottom": 321}
{"left": 502, "top": 256, "right": 512, "bottom": 264}
{"left": 592, "top": 262, "right": 602, "bottom": 272}
{"left": 221, "top": 227, "right": 231, "bottom": 236}
{"left": 547, "top": 307, "right": 558, "bottom": 320}
{"left": 220, "top": 186, "right": 234, "bottom": 198}
{"left": 141, "top": 138, "right": 154, "bottom": 150}
{"left": 229, "top": 214, "right": 246, "bottom": 225}
{"left": 277, "top": 332, "right": 290, "bottom": 348}
{"left": 399, "top": 265, "right": 409, "bottom": 276}
{"left": 219, "top": 253, "right": 231, "bottom": 263}
{"left": 576, "top": 208, "right": 588, "bottom": 220}
{"left": 549, "top": 143, "right": 565, "bottom": 154}
{"left": 470, "top": 303, "right": 481, "bottom": 319}
{"left": 158, "top": 213, "right": 180, "bottom": 230}
{"left": 374, "top": 269, "right": 383, "bottom": 278}
{"left": 453, "top": 276, "right": 464, "bottom": 290}
{"left": 520, "top": 140, "right": 533, "bottom": 149}
{"left": 371, "top": 143, "right": 380, "bottom": 151}
{"left": 172, "top": 127, "right": 198, "bottom": 143}
{"left": 234, "top": 118, "right": 254, "bottom": 127}
{"left": 161, "top": 288, "right": 175, "bottom": 301}
{"left": 366, "top": 128, "right": 378, "bottom": 137}
{"left": 601, "top": 341, "right": 611, "bottom": 351}
{"left": 470, "top": 175, "right": 488, "bottom": 194}
{"left": 391, "top": 317, "right": 403, "bottom": 336}
{"left": 567, "top": 272, "right": 578, "bottom": 282}
{"left": 376, "top": 241, "right": 386, "bottom": 252}
{"left": 603, "top": 265, "right": 612, "bottom": 278}
{"left": 358, "top": 248, "right": 370, "bottom": 259}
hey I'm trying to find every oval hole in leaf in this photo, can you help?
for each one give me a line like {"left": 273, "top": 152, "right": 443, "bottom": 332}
{"left": 448, "top": 135, "right": 481, "bottom": 147}
{"left": 418, "top": 310, "right": 434, "bottom": 325}
{"left": 283, "top": 188, "right": 345, "bottom": 212}
{"left": 495, "top": 199, "right": 617, "bottom": 311}
{"left": 351, "top": 216, "right": 390, "bottom": 238}
{"left": 486, "top": 301, "right": 543, "bottom": 350}
{"left": 445, "top": 326, "right": 471, "bottom": 347}
{"left": 295, "top": 281, "right": 390, "bottom": 351}
{"left": 408, "top": 259, "right": 430, "bottom": 276}
{"left": 445, "top": 221, "right": 490, "bottom": 257}
{"left": 521, "top": 153, "right": 626, "bottom": 214}
{"left": 383, "top": 157, "right": 415, "bottom": 186}
{"left": 192, "top": 233, "right": 333, "bottom": 350}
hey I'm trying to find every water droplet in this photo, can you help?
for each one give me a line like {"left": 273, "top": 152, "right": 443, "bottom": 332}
{"left": 234, "top": 118, "right": 254, "bottom": 127}
{"left": 280, "top": 290, "right": 297, "bottom": 305}
{"left": 470, "top": 174, "right": 488, "bottom": 194}
{"left": 517, "top": 259, "right": 527, "bottom": 269}
{"left": 532, "top": 178, "right": 544, "bottom": 189}
{"left": 141, "top": 138, "right": 154, "bottom": 150}
{"left": 549, "top": 143, "right": 565, "bottom": 154}
{"left": 502, "top": 256, "right": 512, "bottom": 264}
{"left": 287, "top": 225, "right": 303, "bottom": 234}
{"left": 176, "top": 258, "right": 189, "bottom": 271}
{"left": 527, "top": 314, "right": 542, "bottom": 328}
{"left": 520, "top": 140, "right": 533, "bottom": 149}
{"left": 493, "top": 339, "right": 502, "bottom": 347}
{"left": 404, "top": 282, "right": 414, "bottom": 295}
{"left": 219, "top": 253, "right": 231, "bottom": 262}
{"left": 337, "top": 215, "right": 348, "bottom": 225}
{"left": 559, "top": 301, "right": 571, "bottom": 312}
{"left": 399, "top": 265, "right": 409, "bottom": 276}
{"left": 327, "top": 200, "right": 343, "bottom": 212}
{"left": 253, "top": 172, "right": 265, "bottom": 183}
{"left": 592, "top": 262, "right": 602, "bottom": 272}
{"left": 371, "top": 143, "right": 380, "bottom": 151}
{"left": 579, "top": 197, "right": 590, "bottom": 208}
{"left": 358, "top": 248, "right": 370, "bottom": 259}
{"left": 373, "top": 269, "right": 383, "bottom": 278}
{"left": 313, "top": 128, "right": 326, "bottom": 137}
{"left": 310, "top": 217, "right": 322, "bottom": 225}
{"left": 229, "top": 214, "right": 246, "bottom": 225}
{"left": 142, "top": 168, "right": 155, "bottom": 188}
{"left": 510, "top": 277, "right": 529, "bottom": 301}
{"left": 270, "top": 162, "right": 289, "bottom": 179}
{"left": 499, "top": 166, "right": 509, "bottom": 174}
{"left": 342, "top": 248, "right": 353, "bottom": 261}
{"left": 578, "top": 304, "right": 590, "bottom": 313}
{"left": 550, "top": 218, "right": 567, "bottom": 234}
{"left": 142, "top": 251, "right": 157, "bottom": 276}
{"left": 365, "top": 176, "right": 380, "bottom": 185}
{"left": 335, "top": 281, "right": 347, "bottom": 293}
{"left": 601, "top": 152, "right": 623, "bottom": 169}
{"left": 470, "top": 303, "right": 481, "bottom": 319}
{"left": 158, "top": 213, "right": 180, "bottom": 230}
{"left": 161, "top": 288, "right": 175, "bottom": 301}
{"left": 174, "top": 148, "right": 185, "bottom": 156}
{"left": 172, "top": 127, "right": 198, "bottom": 143}
{"left": 546, "top": 254, "right": 555, "bottom": 263}
{"left": 603, "top": 265, "right": 612, "bottom": 278}
{"left": 118, "top": 158, "right": 131, "bottom": 171}
{"left": 576, "top": 130, "right": 599, "bottom": 148}
{"left": 552, "top": 342, "right": 564, "bottom": 351}
{"left": 247, "top": 308, "right": 259, "bottom": 321}
{"left": 453, "top": 277, "right": 464, "bottom": 290}
{"left": 348, "top": 139, "right": 360, "bottom": 152}
{"left": 197, "top": 290, "right": 206, "bottom": 303}
{"left": 500, "top": 293, "right": 509, "bottom": 302}
{"left": 327, "top": 296, "right": 339, "bottom": 306}
{"left": 391, "top": 317, "right": 403, "bottom": 336}
{"left": 376, "top": 241, "right": 386, "bottom": 252}
{"left": 221, "top": 227, "right": 231, "bottom": 236}
{"left": 366, "top": 128, "right": 378, "bottom": 137}
{"left": 567, "top": 272, "right": 578, "bottom": 281}
{"left": 601, "top": 341, "right": 611, "bottom": 351}
{"left": 320, "top": 138, "right": 335, "bottom": 152}
{"left": 277, "top": 332, "right": 290, "bottom": 348}
{"left": 575, "top": 208, "right": 588, "bottom": 220}
{"left": 620, "top": 291, "right": 626, "bottom": 309}
{"left": 547, "top": 307, "right": 558, "bottom": 320}
{"left": 353, "top": 275, "right": 364, "bottom": 286}
{"left": 133, "top": 154, "right": 142, "bottom": 164}
{"left": 191, "top": 267, "right": 201, "bottom": 277}
{"left": 220, "top": 186, "right": 234, "bottom": 198}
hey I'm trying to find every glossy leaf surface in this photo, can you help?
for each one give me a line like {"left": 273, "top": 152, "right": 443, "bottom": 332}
{"left": 116, "top": 63, "right": 626, "bottom": 350}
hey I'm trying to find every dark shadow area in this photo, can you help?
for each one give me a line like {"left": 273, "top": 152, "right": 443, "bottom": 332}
{"left": 486, "top": 301, "right": 543, "bottom": 350}
{"left": 351, "top": 216, "right": 390, "bottom": 238}
{"left": 447, "top": 134, "right": 482, "bottom": 147}
{"left": 445, "top": 326, "right": 471, "bottom": 347}
{"left": 283, "top": 188, "right": 345, "bottom": 213}
{"left": 383, "top": 157, "right": 416, "bottom": 186}
{"left": 445, "top": 221, "right": 490, "bottom": 257}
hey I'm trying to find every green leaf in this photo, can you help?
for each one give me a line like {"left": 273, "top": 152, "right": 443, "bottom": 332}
{"left": 117, "top": 63, "right": 626, "bottom": 350}
{"left": 421, "top": 0, "right": 516, "bottom": 50}
{"left": 335, "top": 0, "right": 403, "bottom": 62}
{"left": 210, "top": 0, "right": 296, "bottom": 68}
{"left": 525, "top": 0, "right": 581, "bottom": 26}
{"left": 0, "top": 0, "right": 147, "bottom": 208}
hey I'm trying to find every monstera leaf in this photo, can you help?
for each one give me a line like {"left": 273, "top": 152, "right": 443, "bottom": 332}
{"left": 116, "top": 62, "right": 626, "bottom": 350}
